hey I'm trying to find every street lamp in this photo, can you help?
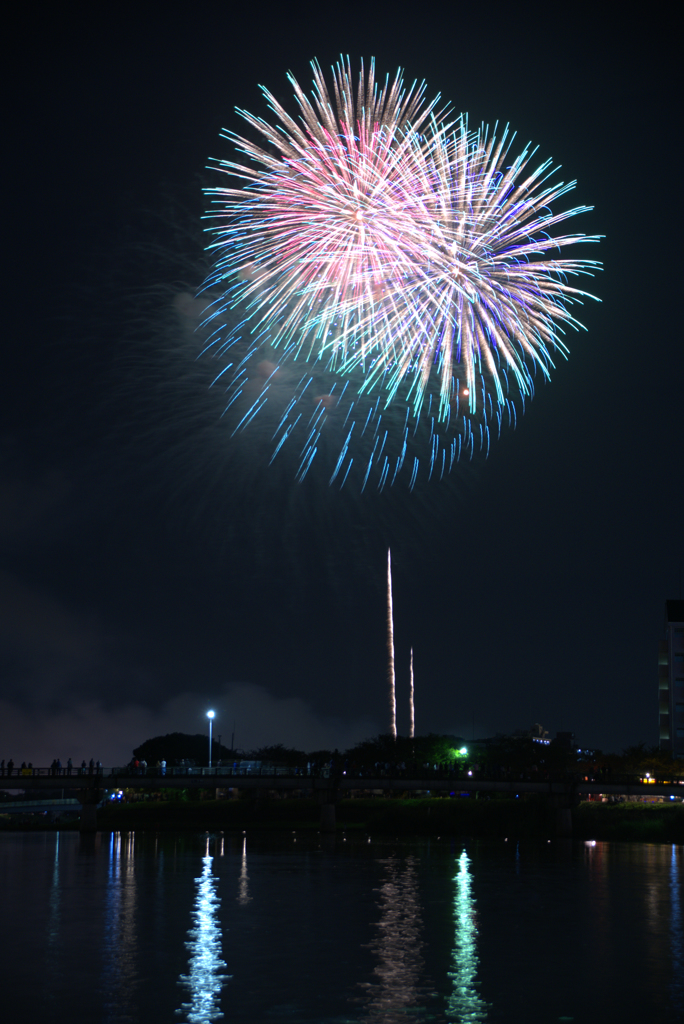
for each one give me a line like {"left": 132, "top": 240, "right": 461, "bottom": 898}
{"left": 207, "top": 710, "right": 215, "bottom": 768}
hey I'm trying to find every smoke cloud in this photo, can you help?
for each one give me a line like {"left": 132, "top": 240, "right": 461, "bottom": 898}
{"left": 0, "top": 683, "right": 377, "bottom": 769}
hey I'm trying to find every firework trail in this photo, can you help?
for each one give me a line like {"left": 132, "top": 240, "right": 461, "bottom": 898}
{"left": 199, "top": 57, "right": 601, "bottom": 490}
{"left": 409, "top": 647, "right": 415, "bottom": 739}
{"left": 387, "top": 548, "right": 396, "bottom": 739}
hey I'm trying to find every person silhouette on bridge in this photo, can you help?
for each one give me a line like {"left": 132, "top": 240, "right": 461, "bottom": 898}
{"left": 7, "top": 759, "right": 14, "bottom": 775}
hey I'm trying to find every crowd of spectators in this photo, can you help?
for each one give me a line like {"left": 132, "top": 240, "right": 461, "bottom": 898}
{"left": 0, "top": 758, "right": 102, "bottom": 776}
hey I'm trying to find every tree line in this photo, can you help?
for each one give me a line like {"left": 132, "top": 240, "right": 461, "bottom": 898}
{"left": 131, "top": 733, "right": 683, "bottom": 778}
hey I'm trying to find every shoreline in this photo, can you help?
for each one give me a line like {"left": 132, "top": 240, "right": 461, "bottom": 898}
{"left": 2, "top": 796, "right": 683, "bottom": 843}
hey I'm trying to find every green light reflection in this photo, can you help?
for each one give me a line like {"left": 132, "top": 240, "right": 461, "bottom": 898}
{"left": 447, "top": 850, "right": 489, "bottom": 1022}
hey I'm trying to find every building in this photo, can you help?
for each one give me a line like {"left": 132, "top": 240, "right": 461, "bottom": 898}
{"left": 658, "top": 599, "right": 684, "bottom": 758}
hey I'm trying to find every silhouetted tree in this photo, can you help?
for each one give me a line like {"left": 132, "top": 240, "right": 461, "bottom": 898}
{"left": 246, "top": 744, "right": 307, "bottom": 766}
{"left": 132, "top": 733, "right": 234, "bottom": 766}
{"left": 346, "top": 733, "right": 468, "bottom": 768}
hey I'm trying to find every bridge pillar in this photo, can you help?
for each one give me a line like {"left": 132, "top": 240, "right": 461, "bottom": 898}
{"left": 78, "top": 789, "right": 100, "bottom": 832}
{"left": 315, "top": 777, "right": 340, "bottom": 832}
{"left": 320, "top": 803, "right": 336, "bottom": 832}
{"left": 556, "top": 807, "right": 573, "bottom": 837}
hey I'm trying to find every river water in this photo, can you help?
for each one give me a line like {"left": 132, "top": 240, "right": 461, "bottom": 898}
{"left": 0, "top": 830, "right": 682, "bottom": 1023}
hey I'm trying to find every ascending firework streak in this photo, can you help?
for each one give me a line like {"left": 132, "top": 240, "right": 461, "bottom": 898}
{"left": 409, "top": 647, "right": 415, "bottom": 739}
{"left": 387, "top": 548, "right": 396, "bottom": 739}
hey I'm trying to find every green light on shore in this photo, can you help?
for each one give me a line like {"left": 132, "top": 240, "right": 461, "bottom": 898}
{"left": 452, "top": 747, "right": 468, "bottom": 758}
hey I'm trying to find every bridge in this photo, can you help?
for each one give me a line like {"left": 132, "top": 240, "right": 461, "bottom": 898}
{"left": 2, "top": 766, "right": 682, "bottom": 832}
{"left": 0, "top": 797, "right": 83, "bottom": 815}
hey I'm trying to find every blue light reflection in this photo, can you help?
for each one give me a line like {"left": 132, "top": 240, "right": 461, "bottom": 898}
{"left": 671, "top": 845, "right": 684, "bottom": 1015}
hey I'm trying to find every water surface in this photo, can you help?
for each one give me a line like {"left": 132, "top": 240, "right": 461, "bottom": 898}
{"left": 0, "top": 831, "right": 681, "bottom": 1023}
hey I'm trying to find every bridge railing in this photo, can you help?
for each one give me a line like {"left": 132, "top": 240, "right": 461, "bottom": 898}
{"left": 0, "top": 765, "right": 317, "bottom": 779}
{"left": 3, "top": 765, "right": 684, "bottom": 786}
{"left": 0, "top": 766, "right": 106, "bottom": 779}
{"left": 109, "top": 765, "right": 315, "bottom": 779}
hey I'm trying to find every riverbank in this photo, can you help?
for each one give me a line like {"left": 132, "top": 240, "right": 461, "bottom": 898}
{"left": 3, "top": 795, "right": 684, "bottom": 841}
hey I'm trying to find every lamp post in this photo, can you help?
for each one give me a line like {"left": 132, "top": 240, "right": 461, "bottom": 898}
{"left": 207, "top": 710, "right": 215, "bottom": 768}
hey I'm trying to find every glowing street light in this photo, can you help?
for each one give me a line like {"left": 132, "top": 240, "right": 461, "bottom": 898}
{"left": 207, "top": 710, "right": 215, "bottom": 768}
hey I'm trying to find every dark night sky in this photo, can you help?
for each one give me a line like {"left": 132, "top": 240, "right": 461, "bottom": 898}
{"left": 2, "top": 3, "right": 681, "bottom": 766}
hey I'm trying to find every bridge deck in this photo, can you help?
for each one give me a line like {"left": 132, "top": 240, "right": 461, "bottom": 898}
{"left": 2, "top": 768, "right": 684, "bottom": 800}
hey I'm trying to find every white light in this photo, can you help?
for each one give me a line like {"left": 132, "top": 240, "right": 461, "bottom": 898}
{"left": 207, "top": 711, "right": 215, "bottom": 769}
{"left": 176, "top": 855, "right": 228, "bottom": 1020}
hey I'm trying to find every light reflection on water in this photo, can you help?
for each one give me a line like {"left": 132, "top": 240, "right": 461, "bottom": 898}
{"left": 47, "top": 831, "right": 60, "bottom": 943}
{"left": 670, "top": 845, "right": 684, "bottom": 1014}
{"left": 447, "top": 850, "right": 489, "bottom": 1022}
{"left": 176, "top": 837, "right": 230, "bottom": 1024}
{"left": 44, "top": 831, "right": 62, "bottom": 1005}
{"left": 237, "top": 835, "right": 252, "bottom": 905}
{"left": 359, "top": 854, "right": 428, "bottom": 1022}
{"left": 103, "top": 832, "right": 138, "bottom": 1023}
{"left": 1, "top": 833, "right": 683, "bottom": 1023}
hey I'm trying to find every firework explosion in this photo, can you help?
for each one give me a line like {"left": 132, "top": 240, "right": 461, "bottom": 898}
{"left": 200, "top": 58, "right": 600, "bottom": 490}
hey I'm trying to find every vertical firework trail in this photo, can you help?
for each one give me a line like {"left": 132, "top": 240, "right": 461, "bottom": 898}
{"left": 409, "top": 647, "right": 415, "bottom": 739}
{"left": 387, "top": 548, "right": 396, "bottom": 739}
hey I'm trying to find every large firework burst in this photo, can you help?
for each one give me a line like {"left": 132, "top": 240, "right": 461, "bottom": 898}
{"left": 200, "top": 57, "right": 600, "bottom": 489}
